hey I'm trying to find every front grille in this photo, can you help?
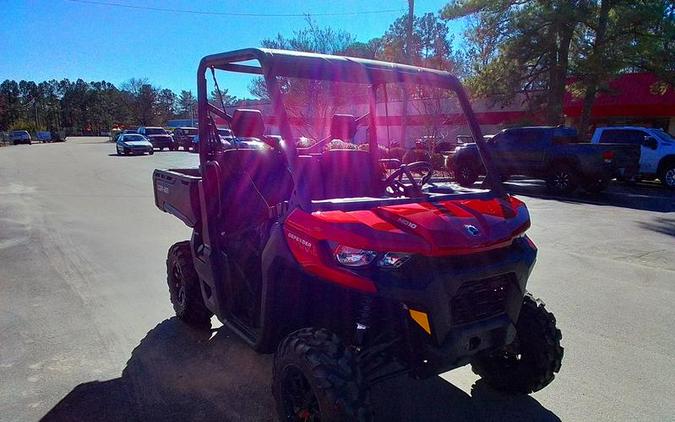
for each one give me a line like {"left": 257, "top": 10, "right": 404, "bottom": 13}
{"left": 450, "top": 273, "right": 515, "bottom": 325}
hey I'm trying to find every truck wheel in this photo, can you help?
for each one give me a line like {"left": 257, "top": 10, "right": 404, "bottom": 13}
{"left": 273, "top": 328, "right": 372, "bottom": 422}
{"left": 659, "top": 163, "right": 675, "bottom": 189}
{"left": 455, "top": 162, "right": 479, "bottom": 187}
{"left": 166, "top": 241, "right": 212, "bottom": 328}
{"left": 471, "top": 293, "right": 563, "bottom": 394}
{"left": 546, "top": 165, "right": 577, "bottom": 194}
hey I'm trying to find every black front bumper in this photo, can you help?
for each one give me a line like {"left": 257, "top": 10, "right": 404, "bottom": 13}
{"left": 371, "top": 237, "right": 537, "bottom": 377}
{"left": 125, "top": 146, "right": 152, "bottom": 154}
{"left": 148, "top": 137, "right": 174, "bottom": 148}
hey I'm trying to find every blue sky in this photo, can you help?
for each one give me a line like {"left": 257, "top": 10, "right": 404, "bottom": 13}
{"left": 0, "top": 0, "right": 464, "bottom": 98}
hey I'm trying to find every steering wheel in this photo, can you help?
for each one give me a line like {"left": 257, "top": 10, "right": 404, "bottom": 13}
{"left": 383, "top": 161, "right": 434, "bottom": 197}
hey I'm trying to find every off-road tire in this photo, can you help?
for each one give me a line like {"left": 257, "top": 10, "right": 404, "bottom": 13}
{"left": 546, "top": 164, "right": 578, "bottom": 194}
{"left": 273, "top": 328, "right": 372, "bottom": 422}
{"left": 471, "top": 293, "right": 563, "bottom": 394}
{"left": 455, "top": 162, "right": 479, "bottom": 187}
{"left": 166, "top": 241, "right": 212, "bottom": 327}
{"left": 659, "top": 162, "right": 675, "bottom": 189}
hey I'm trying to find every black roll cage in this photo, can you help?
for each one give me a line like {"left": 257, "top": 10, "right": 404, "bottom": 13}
{"left": 196, "top": 48, "right": 505, "bottom": 199}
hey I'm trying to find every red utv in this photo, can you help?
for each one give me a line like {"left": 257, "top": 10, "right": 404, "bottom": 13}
{"left": 152, "top": 48, "right": 563, "bottom": 421}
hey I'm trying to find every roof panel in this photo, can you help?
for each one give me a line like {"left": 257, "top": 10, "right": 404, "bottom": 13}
{"left": 199, "top": 48, "right": 460, "bottom": 89}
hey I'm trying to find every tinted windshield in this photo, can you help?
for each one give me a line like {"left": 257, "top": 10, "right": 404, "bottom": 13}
{"left": 145, "top": 128, "right": 167, "bottom": 135}
{"left": 184, "top": 128, "right": 198, "bottom": 135}
{"left": 124, "top": 135, "right": 145, "bottom": 141}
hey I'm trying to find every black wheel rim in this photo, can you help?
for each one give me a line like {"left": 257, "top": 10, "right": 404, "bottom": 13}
{"left": 280, "top": 366, "right": 321, "bottom": 422}
{"left": 172, "top": 263, "right": 186, "bottom": 307}
{"left": 553, "top": 171, "right": 570, "bottom": 190}
{"left": 665, "top": 168, "right": 675, "bottom": 187}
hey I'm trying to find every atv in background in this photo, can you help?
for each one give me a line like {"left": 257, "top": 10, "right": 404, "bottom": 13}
{"left": 152, "top": 48, "right": 563, "bottom": 421}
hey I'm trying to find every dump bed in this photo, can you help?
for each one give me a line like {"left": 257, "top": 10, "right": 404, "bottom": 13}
{"left": 153, "top": 168, "right": 201, "bottom": 227}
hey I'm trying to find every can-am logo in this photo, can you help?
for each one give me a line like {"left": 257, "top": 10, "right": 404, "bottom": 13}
{"left": 287, "top": 232, "right": 312, "bottom": 249}
{"left": 397, "top": 218, "right": 417, "bottom": 229}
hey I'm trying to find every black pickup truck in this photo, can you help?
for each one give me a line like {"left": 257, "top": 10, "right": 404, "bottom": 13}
{"left": 451, "top": 126, "right": 640, "bottom": 194}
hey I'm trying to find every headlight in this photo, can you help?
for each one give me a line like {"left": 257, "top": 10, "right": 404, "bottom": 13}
{"left": 334, "top": 245, "right": 377, "bottom": 267}
{"left": 333, "top": 245, "right": 411, "bottom": 269}
{"left": 377, "top": 252, "right": 411, "bottom": 269}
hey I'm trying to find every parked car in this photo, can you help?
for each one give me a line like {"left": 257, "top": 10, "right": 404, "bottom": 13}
{"left": 115, "top": 133, "right": 154, "bottom": 155}
{"left": 590, "top": 126, "right": 675, "bottom": 189}
{"left": 217, "top": 127, "right": 234, "bottom": 144}
{"left": 138, "top": 127, "right": 175, "bottom": 151}
{"left": 417, "top": 135, "right": 456, "bottom": 154}
{"left": 191, "top": 128, "right": 235, "bottom": 152}
{"left": 36, "top": 131, "right": 52, "bottom": 143}
{"left": 173, "top": 126, "right": 198, "bottom": 151}
{"left": 10, "top": 130, "right": 31, "bottom": 145}
{"left": 452, "top": 126, "right": 640, "bottom": 194}
{"left": 51, "top": 131, "right": 65, "bottom": 142}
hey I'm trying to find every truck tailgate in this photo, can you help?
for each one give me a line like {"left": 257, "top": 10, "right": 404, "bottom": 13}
{"left": 596, "top": 143, "right": 641, "bottom": 174}
{"left": 153, "top": 168, "right": 201, "bottom": 227}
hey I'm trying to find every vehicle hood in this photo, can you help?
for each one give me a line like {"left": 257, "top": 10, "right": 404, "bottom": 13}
{"left": 285, "top": 196, "right": 530, "bottom": 256}
{"left": 456, "top": 142, "right": 478, "bottom": 150}
{"left": 123, "top": 140, "right": 151, "bottom": 147}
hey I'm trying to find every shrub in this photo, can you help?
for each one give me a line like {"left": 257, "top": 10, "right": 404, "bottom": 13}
{"left": 402, "top": 148, "right": 431, "bottom": 164}
{"left": 9, "top": 120, "right": 41, "bottom": 134}
{"left": 430, "top": 153, "right": 447, "bottom": 170}
{"left": 296, "top": 137, "right": 317, "bottom": 148}
{"left": 358, "top": 143, "right": 389, "bottom": 156}
{"left": 325, "top": 139, "right": 357, "bottom": 151}
{"left": 388, "top": 147, "right": 406, "bottom": 161}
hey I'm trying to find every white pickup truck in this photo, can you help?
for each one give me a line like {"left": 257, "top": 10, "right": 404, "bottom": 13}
{"left": 590, "top": 126, "right": 675, "bottom": 189}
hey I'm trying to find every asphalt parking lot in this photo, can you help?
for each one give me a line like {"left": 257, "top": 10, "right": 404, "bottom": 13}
{"left": 1, "top": 137, "right": 673, "bottom": 422}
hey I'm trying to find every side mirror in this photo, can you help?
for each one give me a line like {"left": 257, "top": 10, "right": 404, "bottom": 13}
{"left": 643, "top": 136, "right": 658, "bottom": 150}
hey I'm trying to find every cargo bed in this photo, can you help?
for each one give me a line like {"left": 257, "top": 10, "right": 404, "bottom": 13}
{"left": 153, "top": 168, "right": 201, "bottom": 227}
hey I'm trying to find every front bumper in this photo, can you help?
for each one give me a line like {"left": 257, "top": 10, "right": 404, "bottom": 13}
{"left": 148, "top": 138, "right": 174, "bottom": 148}
{"left": 371, "top": 237, "right": 537, "bottom": 376}
{"left": 125, "top": 146, "right": 153, "bottom": 154}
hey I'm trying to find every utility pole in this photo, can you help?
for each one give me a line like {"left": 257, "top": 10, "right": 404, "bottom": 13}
{"left": 400, "top": 0, "right": 414, "bottom": 148}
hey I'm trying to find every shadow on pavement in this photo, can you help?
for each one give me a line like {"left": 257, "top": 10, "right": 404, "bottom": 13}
{"left": 504, "top": 178, "right": 674, "bottom": 213}
{"left": 41, "top": 318, "right": 559, "bottom": 422}
{"left": 637, "top": 216, "right": 675, "bottom": 237}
